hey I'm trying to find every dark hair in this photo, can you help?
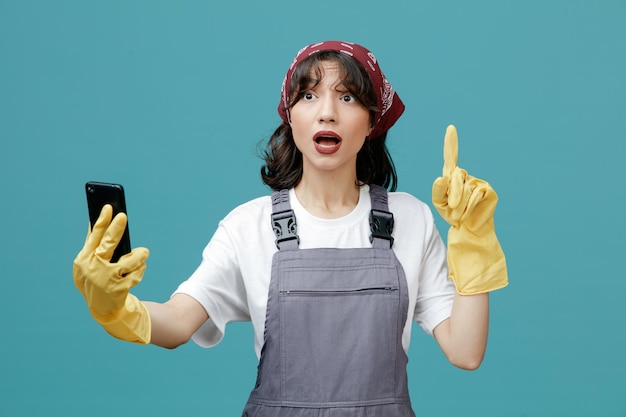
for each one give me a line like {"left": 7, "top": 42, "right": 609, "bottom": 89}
{"left": 260, "top": 50, "right": 398, "bottom": 191}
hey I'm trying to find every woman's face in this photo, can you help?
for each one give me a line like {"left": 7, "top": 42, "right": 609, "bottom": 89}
{"left": 289, "top": 60, "right": 373, "bottom": 181}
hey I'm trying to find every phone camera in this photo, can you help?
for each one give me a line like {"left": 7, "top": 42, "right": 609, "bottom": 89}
{"left": 87, "top": 186, "right": 94, "bottom": 193}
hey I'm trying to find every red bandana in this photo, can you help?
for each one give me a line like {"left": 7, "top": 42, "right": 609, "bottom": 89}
{"left": 278, "top": 41, "right": 405, "bottom": 138}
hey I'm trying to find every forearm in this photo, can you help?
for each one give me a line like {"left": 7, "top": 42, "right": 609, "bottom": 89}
{"left": 433, "top": 292, "right": 489, "bottom": 370}
{"left": 144, "top": 294, "right": 209, "bottom": 349}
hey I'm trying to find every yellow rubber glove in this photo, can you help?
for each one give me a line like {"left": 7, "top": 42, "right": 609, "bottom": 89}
{"left": 73, "top": 204, "right": 151, "bottom": 344}
{"left": 432, "top": 125, "right": 508, "bottom": 295}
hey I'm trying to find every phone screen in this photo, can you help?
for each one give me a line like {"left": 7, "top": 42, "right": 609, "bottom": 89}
{"left": 85, "top": 181, "right": 131, "bottom": 263}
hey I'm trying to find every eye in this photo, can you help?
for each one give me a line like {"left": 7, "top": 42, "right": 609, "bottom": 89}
{"left": 303, "top": 92, "right": 317, "bottom": 101}
{"left": 341, "top": 94, "right": 356, "bottom": 103}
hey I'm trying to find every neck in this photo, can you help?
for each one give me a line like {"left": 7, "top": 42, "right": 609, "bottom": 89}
{"left": 294, "top": 173, "right": 361, "bottom": 219}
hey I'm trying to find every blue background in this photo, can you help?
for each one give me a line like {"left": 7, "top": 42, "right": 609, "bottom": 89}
{"left": 1, "top": 1, "right": 625, "bottom": 415}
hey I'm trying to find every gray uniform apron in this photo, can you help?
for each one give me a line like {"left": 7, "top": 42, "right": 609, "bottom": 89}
{"left": 242, "top": 185, "right": 415, "bottom": 417}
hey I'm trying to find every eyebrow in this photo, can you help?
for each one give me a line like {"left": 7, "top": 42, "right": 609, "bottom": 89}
{"left": 303, "top": 77, "right": 319, "bottom": 86}
{"left": 303, "top": 77, "right": 350, "bottom": 91}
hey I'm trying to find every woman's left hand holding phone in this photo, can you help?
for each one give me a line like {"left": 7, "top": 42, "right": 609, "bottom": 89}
{"left": 73, "top": 204, "right": 152, "bottom": 344}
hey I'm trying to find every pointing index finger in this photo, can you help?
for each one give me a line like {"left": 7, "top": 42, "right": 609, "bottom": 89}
{"left": 443, "top": 124, "right": 459, "bottom": 177}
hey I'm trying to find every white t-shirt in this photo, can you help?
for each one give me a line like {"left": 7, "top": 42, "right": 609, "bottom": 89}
{"left": 174, "top": 185, "right": 455, "bottom": 359}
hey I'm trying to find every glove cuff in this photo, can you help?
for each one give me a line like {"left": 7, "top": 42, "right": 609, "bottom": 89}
{"left": 450, "top": 255, "right": 508, "bottom": 295}
{"left": 447, "top": 226, "right": 509, "bottom": 295}
{"left": 90, "top": 294, "right": 151, "bottom": 344}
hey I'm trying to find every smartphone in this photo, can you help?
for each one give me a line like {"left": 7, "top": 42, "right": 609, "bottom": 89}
{"left": 85, "top": 181, "right": 131, "bottom": 263}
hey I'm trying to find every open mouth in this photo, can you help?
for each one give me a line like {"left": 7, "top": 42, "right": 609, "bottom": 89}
{"left": 313, "top": 131, "right": 342, "bottom": 146}
{"left": 313, "top": 132, "right": 342, "bottom": 154}
{"left": 315, "top": 135, "right": 341, "bottom": 146}
{"left": 312, "top": 131, "right": 342, "bottom": 154}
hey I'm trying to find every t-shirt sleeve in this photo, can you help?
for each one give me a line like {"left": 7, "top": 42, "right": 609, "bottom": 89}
{"left": 413, "top": 212, "right": 456, "bottom": 335}
{"left": 172, "top": 221, "right": 250, "bottom": 348}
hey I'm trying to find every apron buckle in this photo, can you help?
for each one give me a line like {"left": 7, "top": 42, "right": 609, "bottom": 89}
{"left": 272, "top": 209, "right": 300, "bottom": 249}
{"left": 369, "top": 209, "right": 395, "bottom": 247}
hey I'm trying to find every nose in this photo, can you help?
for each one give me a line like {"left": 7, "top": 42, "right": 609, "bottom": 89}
{"left": 317, "top": 95, "right": 337, "bottom": 123}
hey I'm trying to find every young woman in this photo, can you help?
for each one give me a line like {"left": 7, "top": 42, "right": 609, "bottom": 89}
{"left": 74, "top": 41, "right": 508, "bottom": 416}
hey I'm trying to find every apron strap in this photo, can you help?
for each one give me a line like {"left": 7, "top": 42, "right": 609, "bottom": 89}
{"left": 271, "top": 189, "right": 300, "bottom": 251}
{"left": 369, "top": 184, "right": 394, "bottom": 249}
